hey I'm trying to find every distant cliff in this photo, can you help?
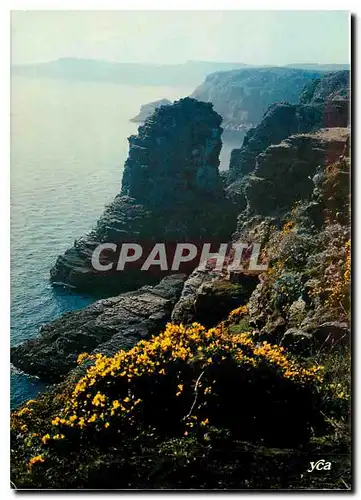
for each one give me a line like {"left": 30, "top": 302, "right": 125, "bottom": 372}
{"left": 130, "top": 99, "right": 172, "bottom": 123}
{"left": 191, "top": 67, "right": 326, "bottom": 131}
{"left": 50, "top": 98, "right": 237, "bottom": 294}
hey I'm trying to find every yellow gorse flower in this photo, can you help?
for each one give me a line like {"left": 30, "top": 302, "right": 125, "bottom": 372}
{"left": 41, "top": 433, "right": 51, "bottom": 445}
{"left": 77, "top": 352, "right": 90, "bottom": 365}
{"left": 28, "top": 455, "right": 45, "bottom": 468}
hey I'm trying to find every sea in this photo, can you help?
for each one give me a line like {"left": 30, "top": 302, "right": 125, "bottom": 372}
{"left": 10, "top": 76, "right": 240, "bottom": 408}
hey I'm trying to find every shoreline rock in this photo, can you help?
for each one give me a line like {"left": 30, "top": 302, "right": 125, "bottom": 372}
{"left": 11, "top": 274, "right": 187, "bottom": 382}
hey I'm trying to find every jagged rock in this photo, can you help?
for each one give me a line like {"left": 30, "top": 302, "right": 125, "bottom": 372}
{"left": 11, "top": 275, "right": 186, "bottom": 381}
{"left": 50, "top": 98, "right": 237, "bottom": 293}
{"left": 130, "top": 99, "right": 172, "bottom": 123}
{"left": 171, "top": 269, "right": 258, "bottom": 327}
{"left": 239, "top": 140, "right": 350, "bottom": 344}
{"left": 228, "top": 102, "right": 324, "bottom": 181}
{"left": 288, "top": 298, "right": 307, "bottom": 327}
{"left": 171, "top": 269, "right": 217, "bottom": 325}
{"left": 121, "top": 97, "right": 224, "bottom": 206}
{"left": 224, "top": 177, "right": 248, "bottom": 211}
{"left": 233, "top": 215, "right": 278, "bottom": 247}
{"left": 281, "top": 322, "right": 350, "bottom": 354}
{"left": 313, "top": 155, "right": 350, "bottom": 225}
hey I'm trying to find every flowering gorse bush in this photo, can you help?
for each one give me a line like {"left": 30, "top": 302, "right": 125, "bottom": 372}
{"left": 12, "top": 314, "right": 330, "bottom": 458}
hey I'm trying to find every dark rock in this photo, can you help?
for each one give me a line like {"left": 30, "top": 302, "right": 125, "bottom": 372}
{"left": 121, "top": 97, "right": 224, "bottom": 206}
{"left": 228, "top": 102, "right": 324, "bottom": 181}
{"left": 130, "top": 99, "right": 172, "bottom": 123}
{"left": 281, "top": 328, "right": 313, "bottom": 355}
{"left": 171, "top": 269, "right": 216, "bottom": 325}
{"left": 11, "top": 274, "right": 186, "bottom": 381}
{"left": 224, "top": 177, "right": 247, "bottom": 211}
{"left": 311, "top": 321, "right": 350, "bottom": 349}
{"left": 171, "top": 269, "right": 257, "bottom": 327}
{"left": 313, "top": 155, "right": 350, "bottom": 225}
{"left": 258, "top": 317, "right": 288, "bottom": 344}
{"left": 299, "top": 70, "right": 350, "bottom": 104}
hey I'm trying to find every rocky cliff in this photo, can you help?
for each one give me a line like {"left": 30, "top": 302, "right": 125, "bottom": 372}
{"left": 50, "top": 98, "right": 237, "bottom": 294}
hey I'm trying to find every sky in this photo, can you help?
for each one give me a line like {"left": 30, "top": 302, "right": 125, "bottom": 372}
{"left": 11, "top": 10, "right": 350, "bottom": 66}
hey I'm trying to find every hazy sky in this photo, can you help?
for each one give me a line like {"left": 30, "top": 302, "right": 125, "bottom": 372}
{"left": 11, "top": 10, "right": 350, "bottom": 66}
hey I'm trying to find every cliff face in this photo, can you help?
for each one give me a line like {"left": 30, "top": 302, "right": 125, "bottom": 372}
{"left": 226, "top": 125, "right": 350, "bottom": 345}
{"left": 50, "top": 98, "right": 236, "bottom": 294}
{"left": 191, "top": 67, "right": 324, "bottom": 131}
{"left": 218, "top": 71, "right": 351, "bottom": 350}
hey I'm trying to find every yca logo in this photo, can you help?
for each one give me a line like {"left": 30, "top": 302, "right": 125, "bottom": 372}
{"left": 307, "top": 459, "right": 332, "bottom": 472}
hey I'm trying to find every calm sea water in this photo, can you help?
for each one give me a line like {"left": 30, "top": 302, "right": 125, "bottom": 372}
{"left": 10, "top": 76, "right": 236, "bottom": 408}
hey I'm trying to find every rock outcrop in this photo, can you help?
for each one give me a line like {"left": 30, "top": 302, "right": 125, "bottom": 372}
{"left": 50, "top": 98, "right": 237, "bottom": 294}
{"left": 11, "top": 274, "right": 186, "bottom": 381}
{"left": 130, "top": 99, "right": 172, "bottom": 123}
{"left": 121, "top": 97, "right": 225, "bottom": 206}
{"left": 171, "top": 269, "right": 257, "bottom": 327}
